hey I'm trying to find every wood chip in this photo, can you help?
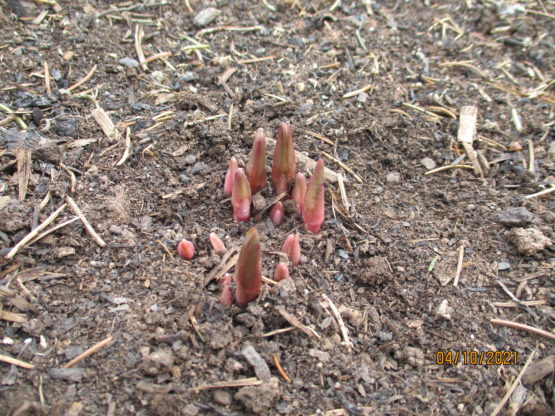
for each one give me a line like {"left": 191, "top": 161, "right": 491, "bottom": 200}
{"left": 276, "top": 306, "right": 321, "bottom": 339}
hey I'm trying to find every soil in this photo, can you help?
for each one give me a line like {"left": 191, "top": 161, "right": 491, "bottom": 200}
{"left": 0, "top": 1, "right": 554, "bottom": 415}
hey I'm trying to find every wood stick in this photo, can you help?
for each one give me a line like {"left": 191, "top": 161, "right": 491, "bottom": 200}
{"left": 490, "top": 348, "right": 537, "bottom": 416}
{"left": 91, "top": 107, "right": 115, "bottom": 138}
{"left": 134, "top": 24, "right": 148, "bottom": 71}
{"left": 63, "top": 335, "right": 113, "bottom": 368}
{"left": 6, "top": 203, "right": 67, "bottom": 259}
{"left": 67, "top": 65, "right": 97, "bottom": 92}
{"left": 194, "top": 377, "right": 262, "bottom": 392}
{"left": 490, "top": 319, "right": 555, "bottom": 341}
{"left": 457, "top": 106, "right": 483, "bottom": 177}
{"left": 0, "top": 353, "right": 34, "bottom": 369}
{"left": 66, "top": 196, "right": 107, "bottom": 247}
{"left": 322, "top": 294, "right": 353, "bottom": 351}
{"left": 525, "top": 185, "right": 555, "bottom": 199}
{"left": 453, "top": 244, "right": 465, "bottom": 287}
{"left": 44, "top": 61, "right": 51, "bottom": 94}
{"left": 116, "top": 127, "right": 132, "bottom": 166}
{"left": 321, "top": 151, "right": 363, "bottom": 183}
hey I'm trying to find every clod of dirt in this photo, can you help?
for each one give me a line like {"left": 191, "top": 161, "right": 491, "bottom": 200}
{"left": 213, "top": 389, "right": 232, "bottom": 406}
{"left": 308, "top": 348, "right": 330, "bottom": 362}
{"left": 242, "top": 344, "right": 271, "bottom": 381}
{"left": 141, "top": 349, "right": 174, "bottom": 375}
{"left": 498, "top": 207, "right": 534, "bottom": 226}
{"left": 359, "top": 256, "right": 392, "bottom": 285}
{"left": 235, "top": 376, "right": 281, "bottom": 414}
{"left": 510, "top": 228, "right": 552, "bottom": 255}
{"left": 339, "top": 305, "right": 364, "bottom": 326}
{"left": 394, "top": 346, "right": 425, "bottom": 368}
{"left": 53, "top": 117, "right": 78, "bottom": 138}
{"left": 386, "top": 171, "right": 401, "bottom": 184}
{"left": 48, "top": 367, "right": 85, "bottom": 382}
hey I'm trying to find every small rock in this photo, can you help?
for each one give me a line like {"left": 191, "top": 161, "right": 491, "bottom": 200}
{"left": 49, "top": 367, "right": 84, "bottom": 382}
{"left": 178, "top": 72, "right": 197, "bottom": 82}
{"left": 498, "top": 207, "right": 534, "bottom": 226}
{"left": 338, "top": 305, "right": 364, "bottom": 326}
{"left": 357, "top": 92, "right": 368, "bottom": 103}
{"left": 51, "top": 68, "right": 62, "bottom": 81}
{"left": 194, "top": 8, "right": 220, "bottom": 26}
{"left": 497, "top": 261, "right": 511, "bottom": 271}
{"left": 242, "top": 345, "right": 271, "bottom": 381}
{"left": 308, "top": 348, "right": 330, "bottom": 362}
{"left": 436, "top": 299, "right": 453, "bottom": 320}
{"left": 359, "top": 256, "right": 392, "bottom": 285}
{"left": 510, "top": 228, "right": 552, "bottom": 255}
{"left": 420, "top": 157, "right": 436, "bottom": 170}
{"left": 386, "top": 172, "right": 401, "bottom": 184}
{"left": 235, "top": 377, "right": 280, "bottom": 414}
{"left": 53, "top": 117, "right": 78, "bottom": 137}
{"left": 183, "top": 154, "right": 197, "bottom": 165}
{"left": 213, "top": 390, "right": 232, "bottom": 406}
{"left": 277, "top": 277, "right": 296, "bottom": 294}
{"left": 118, "top": 57, "right": 139, "bottom": 68}
{"left": 190, "top": 162, "right": 206, "bottom": 174}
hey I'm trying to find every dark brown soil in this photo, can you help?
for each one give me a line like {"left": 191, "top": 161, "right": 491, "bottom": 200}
{"left": 1, "top": 1, "right": 554, "bottom": 415}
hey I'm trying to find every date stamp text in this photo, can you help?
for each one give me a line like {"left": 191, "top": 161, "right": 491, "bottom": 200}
{"left": 435, "top": 350, "right": 518, "bottom": 366}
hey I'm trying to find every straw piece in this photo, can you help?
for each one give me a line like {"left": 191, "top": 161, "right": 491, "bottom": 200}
{"left": 66, "top": 196, "right": 107, "bottom": 247}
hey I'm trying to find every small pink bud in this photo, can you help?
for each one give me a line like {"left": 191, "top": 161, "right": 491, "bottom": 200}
{"left": 246, "top": 130, "right": 267, "bottom": 194}
{"left": 224, "top": 156, "right": 238, "bottom": 195}
{"left": 231, "top": 168, "right": 252, "bottom": 222}
{"left": 209, "top": 232, "right": 227, "bottom": 254}
{"left": 220, "top": 273, "right": 233, "bottom": 308}
{"left": 271, "top": 122, "right": 296, "bottom": 195}
{"left": 177, "top": 239, "right": 195, "bottom": 260}
{"left": 281, "top": 232, "right": 301, "bottom": 265}
{"left": 235, "top": 228, "right": 262, "bottom": 307}
{"left": 273, "top": 263, "right": 290, "bottom": 282}
{"left": 302, "top": 159, "right": 325, "bottom": 234}
{"left": 269, "top": 201, "right": 285, "bottom": 226}
{"left": 291, "top": 172, "right": 306, "bottom": 214}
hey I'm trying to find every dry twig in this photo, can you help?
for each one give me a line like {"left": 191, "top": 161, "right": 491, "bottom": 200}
{"left": 66, "top": 196, "right": 107, "bottom": 247}
{"left": 63, "top": 336, "right": 114, "bottom": 368}
{"left": 490, "top": 319, "right": 555, "bottom": 341}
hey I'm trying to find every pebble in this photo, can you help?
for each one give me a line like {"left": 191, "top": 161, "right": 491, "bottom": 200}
{"left": 119, "top": 57, "right": 139, "bottom": 68}
{"left": 53, "top": 117, "right": 78, "bottom": 137}
{"left": 498, "top": 207, "right": 534, "bottom": 226}
{"left": 178, "top": 72, "right": 197, "bottom": 82}
{"left": 190, "top": 162, "right": 206, "bottom": 174}
{"left": 183, "top": 154, "right": 197, "bottom": 165}
{"left": 357, "top": 92, "right": 368, "bottom": 103}
{"left": 51, "top": 68, "right": 62, "bottom": 81}
{"left": 242, "top": 345, "right": 271, "bottom": 381}
{"left": 386, "top": 172, "right": 401, "bottom": 184}
{"left": 497, "top": 261, "right": 511, "bottom": 271}
{"left": 420, "top": 157, "right": 436, "bottom": 170}
{"left": 194, "top": 8, "right": 220, "bottom": 26}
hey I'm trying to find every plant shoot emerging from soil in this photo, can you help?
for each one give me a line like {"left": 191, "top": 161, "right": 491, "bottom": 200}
{"left": 282, "top": 232, "right": 301, "bottom": 265}
{"left": 231, "top": 168, "right": 252, "bottom": 222}
{"left": 209, "top": 232, "right": 227, "bottom": 254}
{"left": 271, "top": 122, "right": 296, "bottom": 195}
{"left": 234, "top": 228, "right": 262, "bottom": 307}
{"left": 220, "top": 273, "right": 233, "bottom": 308}
{"left": 246, "top": 129, "right": 267, "bottom": 194}
{"left": 224, "top": 156, "right": 238, "bottom": 195}
{"left": 270, "top": 201, "right": 285, "bottom": 225}
{"left": 302, "top": 159, "right": 325, "bottom": 234}
{"left": 291, "top": 172, "right": 307, "bottom": 214}
{"left": 177, "top": 239, "right": 195, "bottom": 260}
{"left": 273, "top": 263, "right": 290, "bottom": 282}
